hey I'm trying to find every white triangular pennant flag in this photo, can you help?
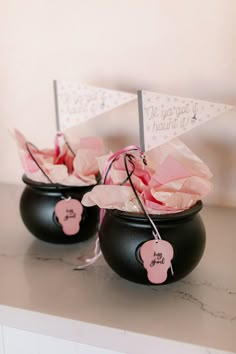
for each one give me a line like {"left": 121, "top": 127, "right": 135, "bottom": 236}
{"left": 54, "top": 81, "right": 136, "bottom": 131}
{"left": 138, "top": 90, "right": 234, "bottom": 151}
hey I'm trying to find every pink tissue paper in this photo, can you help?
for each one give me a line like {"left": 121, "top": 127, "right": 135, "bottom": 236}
{"left": 14, "top": 130, "right": 104, "bottom": 186}
{"left": 82, "top": 138, "right": 213, "bottom": 214}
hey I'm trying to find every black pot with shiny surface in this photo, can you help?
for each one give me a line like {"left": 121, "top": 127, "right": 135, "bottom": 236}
{"left": 20, "top": 175, "right": 99, "bottom": 244}
{"left": 99, "top": 201, "right": 206, "bottom": 285}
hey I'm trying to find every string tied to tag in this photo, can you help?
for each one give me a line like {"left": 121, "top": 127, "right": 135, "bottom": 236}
{"left": 75, "top": 145, "right": 174, "bottom": 277}
{"left": 123, "top": 152, "right": 173, "bottom": 277}
{"left": 75, "top": 146, "right": 143, "bottom": 269}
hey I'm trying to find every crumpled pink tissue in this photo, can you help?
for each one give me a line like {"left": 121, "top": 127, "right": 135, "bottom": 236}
{"left": 82, "top": 138, "right": 213, "bottom": 214}
{"left": 14, "top": 130, "right": 103, "bottom": 186}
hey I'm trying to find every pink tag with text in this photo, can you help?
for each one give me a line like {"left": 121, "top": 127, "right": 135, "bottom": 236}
{"left": 55, "top": 199, "right": 83, "bottom": 235}
{"left": 140, "top": 239, "right": 174, "bottom": 284}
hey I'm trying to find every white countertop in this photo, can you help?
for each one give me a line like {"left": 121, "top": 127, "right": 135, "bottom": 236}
{"left": 0, "top": 183, "right": 235, "bottom": 353}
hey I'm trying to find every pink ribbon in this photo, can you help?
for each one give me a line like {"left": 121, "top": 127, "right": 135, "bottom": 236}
{"left": 54, "top": 132, "right": 63, "bottom": 158}
{"left": 75, "top": 145, "right": 176, "bottom": 275}
{"left": 102, "top": 145, "right": 144, "bottom": 184}
{"left": 75, "top": 145, "right": 144, "bottom": 270}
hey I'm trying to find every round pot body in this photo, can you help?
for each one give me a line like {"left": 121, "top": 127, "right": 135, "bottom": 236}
{"left": 99, "top": 201, "right": 206, "bottom": 285}
{"left": 20, "top": 175, "right": 99, "bottom": 244}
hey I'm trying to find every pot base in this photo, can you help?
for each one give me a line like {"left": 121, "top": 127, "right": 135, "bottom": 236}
{"left": 99, "top": 202, "right": 206, "bottom": 285}
{"left": 20, "top": 175, "right": 99, "bottom": 244}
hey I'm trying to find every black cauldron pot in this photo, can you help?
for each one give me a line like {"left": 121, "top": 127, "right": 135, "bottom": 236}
{"left": 99, "top": 201, "right": 206, "bottom": 285}
{"left": 20, "top": 175, "right": 99, "bottom": 244}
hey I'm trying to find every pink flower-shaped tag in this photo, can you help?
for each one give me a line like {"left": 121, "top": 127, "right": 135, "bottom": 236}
{"left": 55, "top": 199, "right": 83, "bottom": 235}
{"left": 140, "top": 239, "right": 174, "bottom": 284}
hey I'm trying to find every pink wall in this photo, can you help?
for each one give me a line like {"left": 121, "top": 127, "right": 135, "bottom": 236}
{"left": 0, "top": 0, "right": 236, "bottom": 206}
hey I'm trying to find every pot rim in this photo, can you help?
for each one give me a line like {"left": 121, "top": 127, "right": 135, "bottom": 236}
{"left": 22, "top": 174, "right": 99, "bottom": 191}
{"left": 107, "top": 200, "right": 203, "bottom": 221}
